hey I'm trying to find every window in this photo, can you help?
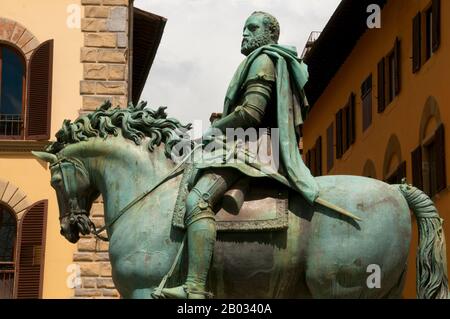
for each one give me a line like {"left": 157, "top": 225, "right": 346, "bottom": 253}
{"left": 0, "top": 205, "right": 17, "bottom": 299}
{"left": 305, "top": 136, "right": 323, "bottom": 177}
{"left": 361, "top": 74, "right": 372, "bottom": 131}
{"left": 336, "top": 93, "right": 356, "bottom": 158}
{"left": 385, "top": 161, "right": 407, "bottom": 185}
{"left": 425, "top": 139, "right": 438, "bottom": 196}
{"left": 412, "top": 0, "right": 441, "bottom": 73}
{"left": 362, "top": 160, "right": 377, "bottom": 179}
{"left": 0, "top": 46, "right": 25, "bottom": 139}
{"left": 412, "top": 124, "right": 446, "bottom": 197}
{"left": 0, "top": 40, "right": 53, "bottom": 141}
{"left": 326, "top": 123, "right": 334, "bottom": 172}
{"left": 0, "top": 200, "right": 47, "bottom": 299}
{"left": 378, "top": 39, "right": 401, "bottom": 111}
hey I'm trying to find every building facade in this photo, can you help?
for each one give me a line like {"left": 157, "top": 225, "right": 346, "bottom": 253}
{"left": 302, "top": 0, "right": 448, "bottom": 298}
{"left": 0, "top": 0, "right": 165, "bottom": 298}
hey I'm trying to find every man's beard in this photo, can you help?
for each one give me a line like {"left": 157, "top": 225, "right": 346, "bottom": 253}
{"left": 241, "top": 33, "right": 273, "bottom": 56}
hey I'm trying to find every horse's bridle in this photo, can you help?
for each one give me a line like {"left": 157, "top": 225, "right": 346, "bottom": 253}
{"left": 50, "top": 157, "right": 108, "bottom": 241}
{"left": 52, "top": 144, "right": 202, "bottom": 242}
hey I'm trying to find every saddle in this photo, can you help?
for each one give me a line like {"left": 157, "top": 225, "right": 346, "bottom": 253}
{"left": 172, "top": 164, "right": 289, "bottom": 232}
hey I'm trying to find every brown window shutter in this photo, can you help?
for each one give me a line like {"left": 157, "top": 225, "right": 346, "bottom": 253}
{"left": 411, "top": 145, "right": 423, "bottom": 189}
{"left": 349, "top": 93, "right": 356, "bottom": 145}
{"left": 412, "top": 13, "right": 422, "bottom": 73}
{"left": 326, "top": 123, "right": 334, "bottom": 172}
{"left": 435, "top": 124, "right": 446, "bottom": 192}
{"left": 361, "top": 75, "right": 373, "bottom": 131}
{"left": 14, "top": 200, "right": 48, "bottom": 299}
{"left": 432, "top": 0, "right": 441, "bottom": 52}
{"left": 335, "top": 110, "right": 343, "bottom": 159}
{"left": 315, "top": 136, "right": 322, "bottom": 176}
{"left": 26, "top": 40, "right": 53, "bottom": 140}
{"left": 342, "top": 106, "right": 349, "bottom": 152}
{"left": 306, "top": 150, "right": 311, "bottom": 170}
{"left": 394, "top": 38, "right": 401, "bottom": 96}
{"left": 377, "top": 57, "right": 386, "bottom": 112}
{"left": 310, "top": 146, "right": 317, "bottom": 176}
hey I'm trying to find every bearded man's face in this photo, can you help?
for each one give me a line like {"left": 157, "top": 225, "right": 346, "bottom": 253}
{"left": 241, "top": 14, "right": 273, "bottom": 56}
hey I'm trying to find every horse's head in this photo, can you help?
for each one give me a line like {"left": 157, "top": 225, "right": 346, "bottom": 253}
{"left": 33, "top": 101, "right": 192, "bottom": 243}
{"left": 33, "top": 151, "right": 99, "bottom": 243}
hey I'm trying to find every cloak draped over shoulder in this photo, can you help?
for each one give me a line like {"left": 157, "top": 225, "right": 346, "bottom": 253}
{"left": 223, "top": 44, "right": 319, "bottom": 204}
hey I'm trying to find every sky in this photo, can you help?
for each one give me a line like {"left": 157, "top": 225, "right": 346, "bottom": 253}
{"left": 134, "top": 0, "right": 341, "bottom": 136}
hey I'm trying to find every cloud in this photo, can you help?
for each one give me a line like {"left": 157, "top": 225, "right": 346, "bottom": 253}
{"left": 134, "top": 0, "right": 340, "bottom": 133}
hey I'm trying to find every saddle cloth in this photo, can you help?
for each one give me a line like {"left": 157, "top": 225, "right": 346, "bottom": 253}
{"left": 172, "top": 163, "right": 289, "bottom": 232}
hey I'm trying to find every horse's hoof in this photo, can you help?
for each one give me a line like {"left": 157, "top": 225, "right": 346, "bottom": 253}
{"left": 160, "top": 285, "right": 209, "bottom": 299}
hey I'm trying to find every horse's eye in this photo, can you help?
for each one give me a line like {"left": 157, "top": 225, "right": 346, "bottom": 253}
{"left": 51, "top": 177, "right": 62, "bottom": 185}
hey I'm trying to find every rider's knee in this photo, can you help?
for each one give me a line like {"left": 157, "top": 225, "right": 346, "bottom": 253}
{"left": 186, "top": 190, "right": 203, "bottom": 215}
{"left": 185, "top": 189, "right": 214, "bottom": 226}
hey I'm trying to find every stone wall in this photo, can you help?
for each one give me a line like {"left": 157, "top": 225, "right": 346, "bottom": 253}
{"left": 75, "top": 0, "right": 131, "bottom": 299}
{"left": 73, "top": 200, "right": 119, "bottom": 298}
{"left": 80, "top": 0, "right": 130, "bottom": 114}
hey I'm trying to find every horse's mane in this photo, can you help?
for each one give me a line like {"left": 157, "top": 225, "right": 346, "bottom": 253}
{"left": 47, "top": 100, "right": 192, "bottom": 157}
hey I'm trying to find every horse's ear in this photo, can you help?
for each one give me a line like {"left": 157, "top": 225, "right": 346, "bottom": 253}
{"left": 32, "top": 151, "right": 58, "bottom": 164}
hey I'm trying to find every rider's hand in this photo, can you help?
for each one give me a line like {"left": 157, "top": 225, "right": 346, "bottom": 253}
{"left": 209, "top": 112, "right": 222, "bottom": 124}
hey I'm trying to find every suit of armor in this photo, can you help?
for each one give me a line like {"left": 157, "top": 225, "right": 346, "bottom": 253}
{"left": 186, "top": 53, "right": 276, "bottom": 227}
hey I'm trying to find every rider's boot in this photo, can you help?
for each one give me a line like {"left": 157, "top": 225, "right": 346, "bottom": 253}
{"left": 161, "top": 211, "right": 216, "bottom": 299}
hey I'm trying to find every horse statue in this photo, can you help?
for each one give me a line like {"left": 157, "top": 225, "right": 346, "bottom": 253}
{"left": 33, "top": 102, "right": 449, "bottom": 299}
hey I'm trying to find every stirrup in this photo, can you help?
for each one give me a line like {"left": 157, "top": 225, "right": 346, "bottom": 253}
{"left": 184, "top": 285, "right": 214, "bottom": 299}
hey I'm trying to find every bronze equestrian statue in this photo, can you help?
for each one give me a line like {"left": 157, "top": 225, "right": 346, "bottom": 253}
{"left": 33, "top": 12, "right": 449, "bottom": 299}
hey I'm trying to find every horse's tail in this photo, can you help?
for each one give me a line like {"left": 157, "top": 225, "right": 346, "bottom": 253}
{"left": 397, "top": 182, "right": 449, "bottom": 299}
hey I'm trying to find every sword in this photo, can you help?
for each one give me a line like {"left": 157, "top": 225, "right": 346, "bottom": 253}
{"left": 315, "top": 197, "right": 363, "bottom": 222}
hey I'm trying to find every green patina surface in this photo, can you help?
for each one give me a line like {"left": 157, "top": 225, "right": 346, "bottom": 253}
{"left": 31, "top": 10, "right": 448, "bottom": 299}
{"left": 32, "top": 102, "right": 448, "bottom": 299}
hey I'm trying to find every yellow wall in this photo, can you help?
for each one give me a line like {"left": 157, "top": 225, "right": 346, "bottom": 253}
{"left": 0, "top": 0, "right": 83, "bottom": 298}
{"left": 303, "top": 0, "right": 450, "bottom": 298}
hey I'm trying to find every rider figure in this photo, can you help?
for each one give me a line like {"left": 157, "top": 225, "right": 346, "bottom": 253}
{"left": 161, "top": 11, "right": 319, "bottom": 299}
